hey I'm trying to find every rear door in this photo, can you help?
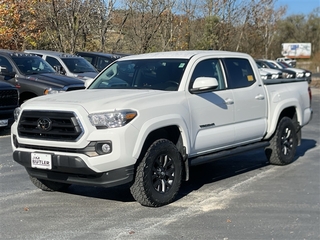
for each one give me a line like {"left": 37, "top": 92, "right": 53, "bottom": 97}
{"left": 222, "top": 58, "right": 267, "bottom": 144}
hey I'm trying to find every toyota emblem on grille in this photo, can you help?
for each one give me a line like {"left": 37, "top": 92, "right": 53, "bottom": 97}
{"left": 37, "top": 118, "right": 52, "bottom": 131}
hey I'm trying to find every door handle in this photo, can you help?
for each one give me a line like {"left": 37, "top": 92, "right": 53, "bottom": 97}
{"left": 224, "top": 98, "right": 234, "bottom": 105}
{"left": 255, "top": 94, "right": 265, "bottom": 100}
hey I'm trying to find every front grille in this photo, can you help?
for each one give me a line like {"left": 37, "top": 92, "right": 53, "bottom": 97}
{"left": 0, "top": 89, "right": 19, "bottom": 107}
{"left": 18, "top": 110, "right": 83, "bottom": 141}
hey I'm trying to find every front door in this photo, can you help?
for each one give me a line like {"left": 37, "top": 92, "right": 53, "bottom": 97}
{"left": 186, "top": 58, "right": 235, "bottom": 156}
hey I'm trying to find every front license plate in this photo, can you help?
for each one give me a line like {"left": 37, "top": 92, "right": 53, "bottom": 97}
{"left": 0, "top": 119, "right": 8, "bottom": 127}
{"left": 31, "top": 153, "right": 52, "bottom": 170}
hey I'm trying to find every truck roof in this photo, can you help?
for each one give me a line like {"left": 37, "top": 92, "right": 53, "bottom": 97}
{"left": 0, "top": 49, "right": 36, "bottom": 57}
{"left": 24, "top": 50, "right": 80, "bottom": 59}
{"left": 120, "top": 50, "right": 251, "bottom": 60}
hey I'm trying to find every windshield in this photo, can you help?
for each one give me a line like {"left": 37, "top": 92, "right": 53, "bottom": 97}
{"left": 278, "top": 61, "right": 290, "bottom": 68}
{"left": 62, "top": 58, "right": 97, "bottom": 73}
{"left": 264, "top": 61, "right": 279, "bottom": 69}
{"left": 12, "top": 56, "right": 56, "bottom": 75}
{"left": 89, "top": 59, "right": 188, "bottom": 91}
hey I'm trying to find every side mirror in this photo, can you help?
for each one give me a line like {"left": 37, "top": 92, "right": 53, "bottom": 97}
{"left": 0, "top": 65, "right": 8, "bottom": 73}
{"left": 0, "top": 65, "right": 16, "bottom": 77}
{"left": 190, "top": 77, "right": 219, "bottom": 94}
{"left": 53, "top": 65, "right": 65, "bottom": 74}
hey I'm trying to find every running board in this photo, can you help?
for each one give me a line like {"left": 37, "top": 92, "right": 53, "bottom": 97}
{"left": 189, "top": 141, "right": 270, "bottom": 166}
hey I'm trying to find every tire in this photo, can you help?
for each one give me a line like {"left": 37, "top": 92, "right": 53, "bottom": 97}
{"left": 265, "top": 117, "right": 298, "bottom": 165}
{"left": 29, "top": 175, "right": 70, "bottom": 191}
{"left": 130, "top": 139, "right": 182, "bottom": 207}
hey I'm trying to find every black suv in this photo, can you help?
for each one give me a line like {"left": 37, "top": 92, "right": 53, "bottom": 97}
{"left": 76, "top": 51, "right": 127, "bottom": 72}
{"left": 0, "top": 81, "right": 19, "bottom": 129}
{"left": 0, "top": 50, "right": 85, "bottom": 105}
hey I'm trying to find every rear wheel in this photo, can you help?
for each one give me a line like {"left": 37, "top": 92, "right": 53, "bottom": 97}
{"left": 130, "top": 139, "right": 182, "bottom": 207}
{"left": 29, "top": 175, "right": 70, "bottom": 191}
{"left": 265, "top": 117, "right": 298, "bottom": 165}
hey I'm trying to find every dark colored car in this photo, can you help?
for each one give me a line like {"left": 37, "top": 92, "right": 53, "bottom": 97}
{"left": 0, "top": 50, "right": 85, "bottom": 105}
{"left": 75, "top": 51, "right": 127, "bottom": 72}
{"left": 0, "top": 81, "right": 19, "bottom": 129}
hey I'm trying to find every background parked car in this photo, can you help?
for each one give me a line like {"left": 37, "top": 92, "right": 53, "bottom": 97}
{"left": 75, "top": 51, "right": 128, "bottom": 72}
{"left": 0, "top": 50, "right": 85, "bottom": 105}
{"left": 276, "top": 57, "right": 296, "bottom": 67}
{"left": 256, "top": 59, "right": 296, "bottom": 79}
{"left": 265, "top": 59, "right": 312, "bottom": 83}
{"left": 24, "top": 50, "right": 98, "bottom": 82}
{"left": 276, "top": 61, "right": 312, "bottom": 83}
{"left": 258, "top": 68, "right": 273, "bottom": 80}
{"left": 256, "top": 62, "right": 282, "bottom": 79}
{"left": 0, "top": 81, "right": 19, "bottom": 129}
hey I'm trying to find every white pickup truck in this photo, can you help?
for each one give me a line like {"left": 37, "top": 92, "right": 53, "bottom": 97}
{"left": 11, "top": 50, "right": 313, "bottom": 207}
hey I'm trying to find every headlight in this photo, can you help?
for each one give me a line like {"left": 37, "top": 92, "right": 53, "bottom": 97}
{"left": 297, "top": 72, "right": 304, "bottom": 78}
{"left": 261, "top": 75, "right": 267, "bottom": 80}
{"left": 44, "top": 88, "right": 67, "bottom": 94}
{"left": 14, "top": 107, "right": 21, "bottom": 122}
{"left": 271, "top": 74, "right": 279, "bottom": 79}
{"left": 305, "top": 72, "right": 311, "bottom": 77}
{"left": 88, "top": 110, "right": 137, "bottom": 128}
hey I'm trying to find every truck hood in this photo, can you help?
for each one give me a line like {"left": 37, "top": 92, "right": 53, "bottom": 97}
{"left": 24, "top": 73, "right": 84, "bottom": 87}
{"left": 75, "top": 72, "right": 98, "bottom": 80}
{"left": 0, "top": 81, "right": 16, "bottom": 89}
{"left": 25, "top": 89, "right": 177, "bottom": 113}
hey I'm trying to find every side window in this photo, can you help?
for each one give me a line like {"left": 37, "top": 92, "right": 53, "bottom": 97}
{"left": 190, "top": 59, "right": 225, "bottom": 90}
{"left": 82, "top": 56, "right": 93, "bottom": 64}
{"left": 97, "top": 57, "right": 111, "bottom": 71}
{"left": 46, "top": 56, "right": 62, "bottom": 68}
{"left": 223, "top": 58, "right": 256, "bottom": 89}
{"left": 0, "top": 56, "right": 13, "bottom": 72}
{"left": 46, "top": 56, "right": 66, "bottom": 74}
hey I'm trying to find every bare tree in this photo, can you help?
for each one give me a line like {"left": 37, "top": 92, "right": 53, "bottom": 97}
{"left": 121, "top": 0, "right": 170, "bottom": 53}
{"left": 249, "top": 0, "right": 286, "bottom": 58}
{"left": 36, "top": 0, "right": 104, "bottom": 53}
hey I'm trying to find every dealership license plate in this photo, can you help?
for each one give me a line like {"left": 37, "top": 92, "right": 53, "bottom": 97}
{"left": 31, "top": 153, "right": 52, "bottom": 170}
{"left": 0, "top": 119, "right": 8, "bottom": 127}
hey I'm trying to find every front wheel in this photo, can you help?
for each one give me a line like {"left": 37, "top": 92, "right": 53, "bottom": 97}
{"left": 265, "top": 117, "right": 298, "bottom": 165}
{"left": 130, "top": 139, "right": 182, "bottom": 207}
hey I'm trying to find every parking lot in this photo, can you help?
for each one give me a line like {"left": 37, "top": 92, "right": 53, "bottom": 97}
{"left": 0, "top": 87, "right": 319, "bottom": 240}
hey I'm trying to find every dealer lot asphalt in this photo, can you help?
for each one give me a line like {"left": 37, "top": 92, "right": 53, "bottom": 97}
{"left": 0, "top": 87, "right": 319, "bottom": 240}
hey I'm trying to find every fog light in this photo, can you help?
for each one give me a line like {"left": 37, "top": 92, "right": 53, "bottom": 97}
{"left": 102, "top": 143, "right": 111, "bottom": 153}
{"left": 96, "top": 142, "right": 112, "bottom": 155}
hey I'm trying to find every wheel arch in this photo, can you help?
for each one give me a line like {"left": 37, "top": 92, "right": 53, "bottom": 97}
{"left": 132, "top": 117, "right": 190, "bottom": 181}
{"left": 134, "top": 125, "right": 187, "bottom": 159}
{"left": 19, "top": 91, "right": 38, "bottom": 105}
{"left": 265, "top": 105, "right": 299, "bottom": 141}
{"left": 132, "top": 115, "right": 190, "bottom": 160}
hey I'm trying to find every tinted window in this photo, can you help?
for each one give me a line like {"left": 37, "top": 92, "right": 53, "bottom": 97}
{"left": 46, "top": 56, "right": 62, "bottom": 68}
{"left": 82, "top": 56, "right": 94, "bottom": 64}
{"left": 223, "top": 58, "right": 256, "bottom": 89}
{"left": 62, "top": 58, "right": 97, "bottom": 73}
{"left": 12, "top": 56, "right": 56, "bottom": 75}
{"left": 190, "top": 59, "right": 225, "bottom": 90}
{"left": 96, "top": 57, "right": 111, "bottom": 71}
{"left": 0, "top": 56, "right": 13, "bottom": 72}
{"left": 89, "top": 59, "right": 188, "bottom": 91}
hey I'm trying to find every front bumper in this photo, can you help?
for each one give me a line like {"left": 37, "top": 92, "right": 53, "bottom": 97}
{"left": 13, "top": 150, "right": 134, "bottom": 188}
